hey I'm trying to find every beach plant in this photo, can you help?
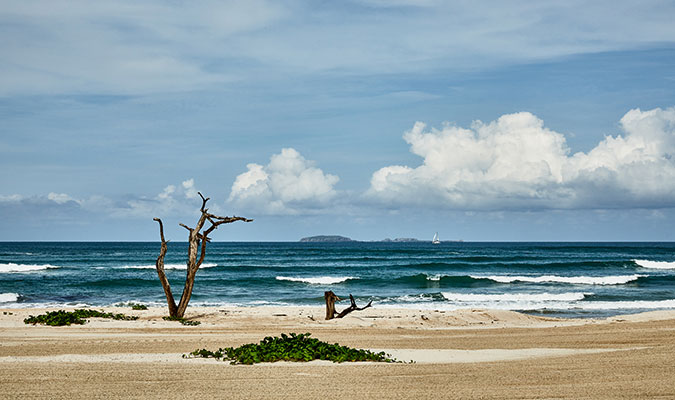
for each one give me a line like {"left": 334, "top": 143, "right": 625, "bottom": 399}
{"left": 186, "top": 332, "right": 397, "bottom": 365}
{"left": 23, "top": 309, "right": 138, "bottom": 326}
{"left": 115, "top": 302, "right": 148, "bottom": 310}
{"left": 162, "top": 315, "right": 201, "bottom": 326}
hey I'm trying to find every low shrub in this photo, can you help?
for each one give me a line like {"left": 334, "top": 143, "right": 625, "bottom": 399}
{"left": 23, "top": 309, "right": 139, "bottom": 326}
{"left": 186, "top": 333, "right": 397, "bottom": 365}
{"left": 162, "top": 316, "right": 201, "bottom": 326}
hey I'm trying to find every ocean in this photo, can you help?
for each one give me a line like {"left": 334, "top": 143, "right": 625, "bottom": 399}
{"left": 1, "top": 241, "right": 674, "bottom": 318}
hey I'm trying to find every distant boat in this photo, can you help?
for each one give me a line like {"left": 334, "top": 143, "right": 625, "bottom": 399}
{"left": 432, "top": 232, "right": 440, "bottom": 244}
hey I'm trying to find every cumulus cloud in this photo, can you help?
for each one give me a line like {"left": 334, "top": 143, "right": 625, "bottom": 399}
{"left": 368, "top": 107, "right": 675, "bottom": 210}
{"left": 228, "top": 148, "right": 339, "bottom": 214}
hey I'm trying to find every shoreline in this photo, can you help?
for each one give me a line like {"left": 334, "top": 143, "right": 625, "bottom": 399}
{"left": 2, "top": 306, "right": 675, "bottom": 398}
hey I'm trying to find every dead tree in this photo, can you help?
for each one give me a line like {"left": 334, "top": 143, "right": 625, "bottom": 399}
{"left": 154, "top": 192, "right": 252, "bottom": 318}
{"left": 324, "top": 291, "right": 372, "bottom": 320}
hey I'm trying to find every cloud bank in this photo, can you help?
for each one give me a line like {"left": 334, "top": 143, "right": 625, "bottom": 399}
{"left": 0, "top": 178, "right": 206, "bottom": 220}
{"left": 228, "top": 148, "right": 339, "bottom": 214}
{"left": 368, "top": 107, "right": 675, "bottom": 210}
{"left": 4, "top": 107, "right": 674, "bottom": 220}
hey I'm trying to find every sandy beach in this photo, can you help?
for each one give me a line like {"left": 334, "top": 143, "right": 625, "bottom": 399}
{"left": 0, "top": 306, "right": 674, "bottom": 399}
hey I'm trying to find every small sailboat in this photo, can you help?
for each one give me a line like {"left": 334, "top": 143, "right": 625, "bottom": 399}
{"left": 432, "top": 232, "right": 440, "bottom": 244}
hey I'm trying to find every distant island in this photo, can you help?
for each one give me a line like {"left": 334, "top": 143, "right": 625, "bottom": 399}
{"left": 300, "top": 235, "right": 463, "bottom": 243}
{"left": 299, "top": 235, "right": 355, "bottom": 242}
{"left": 299, "top": 235, "right": 458, "bottom": 243}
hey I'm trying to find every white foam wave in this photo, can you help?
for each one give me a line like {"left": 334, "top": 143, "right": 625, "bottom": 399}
{"left": 573, "top": 299, "right": 675, "bottom": 310}
{"left": 276, "top": 276, "right": 357, "bottom": 285}
{"left": 0, "top": 293, "right": 20, "bottom": 303}
{"left": 438, "top": 291, "right": 588, "bottom": 311}
{"left": 393, "top": 294, "right": 436, "bottom": 303}
{"left": 4, "top": 302, "right": 92, "bottom": 309}
{"left": 426, "top": 274, "right": 445, "bottom": 281}
{"left": 475, "top": 274, "right": 643, "bottom": 285}
{"left": 441, "top": 292, "right": 588, "bottom": 302}
{"left": 634, "top": 260, "right": 675, "bottom": 270}
{"left": 0, "top": 263, "right": 60, "bottom": 273}
{"left": 120, "top": 263, "right": 218, "bottom": 270}
{"left": 380, "top": 291, "right": 592, "bottom": 311}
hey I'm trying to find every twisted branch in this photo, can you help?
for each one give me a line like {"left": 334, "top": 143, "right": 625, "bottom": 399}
{"left": 159, "top": 192, "right": 252, "bottom": 318}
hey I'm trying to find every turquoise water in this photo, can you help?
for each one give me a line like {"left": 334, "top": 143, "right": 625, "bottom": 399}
{"left": 1, "top": 242, "right": 674, "bottom": 318}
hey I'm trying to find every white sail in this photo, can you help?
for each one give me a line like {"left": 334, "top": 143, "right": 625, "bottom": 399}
{"left": 432, "top": 232, "right": 440, "bottom": 244}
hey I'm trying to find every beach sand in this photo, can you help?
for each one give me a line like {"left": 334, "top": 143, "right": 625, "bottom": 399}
{"left": 1, "top": 306, "right": 674, "bottom": 399}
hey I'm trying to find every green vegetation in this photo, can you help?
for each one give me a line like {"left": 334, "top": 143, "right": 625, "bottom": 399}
{"left": 23, "top": 309, "right": 139, "bottom": 326}
{"left": 187, "top": 333, "right": 397, "bottom": 365}
{"left": 162, "top": 316, "right": 201, "bottom": 326}
{"left": 115, "top": 302, "right": 148, "bottom": 310}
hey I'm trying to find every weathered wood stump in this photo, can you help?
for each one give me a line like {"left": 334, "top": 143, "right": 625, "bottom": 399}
{"left": 324, "top": 291, "right": 372, "bottom": 320}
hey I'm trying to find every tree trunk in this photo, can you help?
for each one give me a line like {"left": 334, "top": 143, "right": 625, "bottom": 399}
{"left": 154, "top": 193, "right": 252, "bottom": 318}
{"left": 324, "top": 291, "right": 340, "bottom": 320}
{"left": 153, "top": 218, "right": 178, "bottom": 317}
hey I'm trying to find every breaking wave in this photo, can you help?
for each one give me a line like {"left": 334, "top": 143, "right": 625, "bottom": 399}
{"left": 0, "top": 263, "right": 60, "bottom": 273}
{"left": 441, "top": 292, "right": 589, "bottom": 302}
{"left": 474, "top": 274, "right": 644, "bottom": 285}
{"left": 0, "top": 292, "right": 20, "bottom": 303}
{"left": 119, "top": 263, "right": 218, "bottom": 270}
{"left": 634, "top": 260, "right": 675, "bottom": 270}
{"left": 572, "top": 299, "right": 675, "bottom": 310}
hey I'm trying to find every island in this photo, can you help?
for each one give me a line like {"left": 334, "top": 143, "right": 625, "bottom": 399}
{"left": 299, "top": 235, "right": 462, "bottom": 243}
{"left": 299, "top": 235, "right": 355, "bottom": 242}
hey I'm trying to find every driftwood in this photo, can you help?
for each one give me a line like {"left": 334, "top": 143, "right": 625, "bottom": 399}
{"left": 155, "top": 192, "right": 252, "bottom": 318}
{"left": 324, "top": 291, "right": 372, "bottom": 320}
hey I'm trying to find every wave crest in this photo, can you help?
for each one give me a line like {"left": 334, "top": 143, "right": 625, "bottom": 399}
{"left": 0, "top": 263, "right": 59, "bottom": 273}
{"left": 0, "top": 292, "right": 20, "bottom": 303}
{"left": 441, "top": 292, "right": 588, "bottom": 302}
{"left": 634, "top": 260, "right": 675, "bottom": 270}
{"left": 120, "top": 263, "right": 218, "bottom": 270}
{"left": 474, "top": 274, "right": 643, "bottom": 285}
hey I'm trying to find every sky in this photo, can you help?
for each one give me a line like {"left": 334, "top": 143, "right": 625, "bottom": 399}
{"left": 1, "top": 0, "right": 675, "bottom": 241}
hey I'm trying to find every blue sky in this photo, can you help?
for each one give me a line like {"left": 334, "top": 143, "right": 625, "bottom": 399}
{"left": 1, "top": 0, "right": 675, "bottom": 241}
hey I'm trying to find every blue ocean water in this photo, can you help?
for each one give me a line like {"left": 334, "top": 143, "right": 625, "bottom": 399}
{"left": 1, "top": 241, "right": 674, "bottom": 318}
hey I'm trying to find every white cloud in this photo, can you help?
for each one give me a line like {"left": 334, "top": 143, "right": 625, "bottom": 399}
{"left": 368, "top": 107, "right": 675, "bottom": 210}
{"left": 47, "top": 192, "right": 79, "bottom": 204}
{"left": 0, "top": 194, "right": 23, "bottom": 203}
{"left": 122, "top": 178, "right": 207, "bottom": 217}
{"left": 2, "top": 1, "right": 675, "bottom": 95}
{"left": 0, "top": 178, "right": 207, "bottom": 220}
{"left": 181, "top": 179, "right": 199, "bottom": 199}
{"left": 229, "top": 148, "right": 339, "bottom": 214}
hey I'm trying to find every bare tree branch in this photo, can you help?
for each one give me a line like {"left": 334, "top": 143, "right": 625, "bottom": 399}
{"left": 155, "top": 194, "right": 252, "bottom": 318}
{"left": 336, "top": 294, "right": 372, "bottom": 318}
